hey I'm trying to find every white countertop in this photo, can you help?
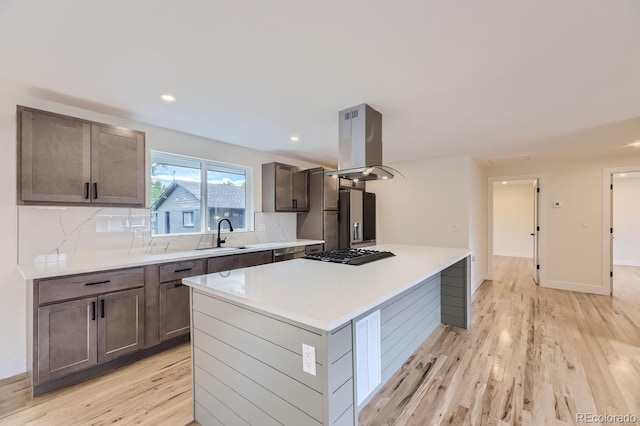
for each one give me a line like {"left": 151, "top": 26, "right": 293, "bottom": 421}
{"left": 18, "top": 239, "right": 324, "bottom": 280}
{"left": 182, "top": 244, "right": 471, "bottom": 331}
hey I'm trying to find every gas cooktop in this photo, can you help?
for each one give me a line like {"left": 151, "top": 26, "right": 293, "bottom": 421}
{"left": 304, "top": 248, "right": 395, "bottom": 266}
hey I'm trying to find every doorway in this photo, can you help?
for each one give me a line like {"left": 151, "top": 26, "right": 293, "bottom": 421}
{"left": 607, "top": 171, "right": 640, "bottom": 295}
{"left": 487, "top": 175, "right": 543, "bottom": 284}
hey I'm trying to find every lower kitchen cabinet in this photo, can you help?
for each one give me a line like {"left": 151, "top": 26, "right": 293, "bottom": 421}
{"left": 207, "top": 250, "right": 273, "bottom": 273}
{"left": 36, "top": 287, "right": 144, "bottom": 382}
{"left": 98, "top": 288, "right": 145, "bottom": 362}
{"left": 37, "top": 297, "right": 98, "bottom": 382}
{"left": 159, "top": 282, "right": 190, "bottom": 342}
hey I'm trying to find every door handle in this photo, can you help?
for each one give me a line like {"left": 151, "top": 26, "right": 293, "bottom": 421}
{"left": 91, "top": 301, "right": 96, "bottom": 321}
{"left": 100, "top": 299, "right": 105, "bottom": 318}
{"left": 530, "top": 233, "right": 534, "bottom": 236}
{"left": 93, "top": 182, "right": 98, "bottom": 199}
{"left": 85, "top": 182, "right": 90, "bottom": 200}
{"left": 85, "top": 280, "right": 111, "bottom": 286}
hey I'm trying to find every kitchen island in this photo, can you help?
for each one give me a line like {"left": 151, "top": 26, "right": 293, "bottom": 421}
{"left": 182, "top": 244, "right": 471, "bottom": 426}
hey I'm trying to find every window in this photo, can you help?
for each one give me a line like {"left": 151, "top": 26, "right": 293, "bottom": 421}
{"left": 183, "top": 211, "right": 194, "bottom": 227}
{"left": 151, "top": 151, "right": 252, "bottom": 235}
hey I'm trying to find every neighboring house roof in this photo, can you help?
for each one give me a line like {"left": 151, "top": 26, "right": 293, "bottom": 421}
{"left": 152, "top": 180, "right": 245, "bottom": 210}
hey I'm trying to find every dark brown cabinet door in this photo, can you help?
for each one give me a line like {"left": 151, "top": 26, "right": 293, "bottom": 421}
{"left": 19, "top": 108, "right": 91, "bottom": 204}
{"left": 91, "top": 124, "right": 145, "bottom": 206}
{"left": 159, "top": 283, "right": 190, "bottom": 342}
{"left": 97, "top": 288, "right": 145, "bottom": 363}
{"left": 37, "top": 297, "right": 98, "bottom": 382}
{"left": 274, "top": 163, "right": 294, "bottom": 211}
{"left": 292, "top": 171, "right": 309, "bottom": 211}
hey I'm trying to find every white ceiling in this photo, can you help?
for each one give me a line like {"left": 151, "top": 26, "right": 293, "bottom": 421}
{"left": 1, "top": 0, "right": 640, "bottom": 166}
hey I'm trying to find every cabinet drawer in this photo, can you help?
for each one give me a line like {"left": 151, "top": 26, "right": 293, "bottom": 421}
{"left": 159, "top": 259, "right": 204, "bottom": 283}
{"left": 207, "top": 250, "right": 273, "bottom": 273}
{"left": 38, "top": 268, "right": 144, "bottom": 305}
{"left": 305, "top": 244, "right": 324, "bottom": 255}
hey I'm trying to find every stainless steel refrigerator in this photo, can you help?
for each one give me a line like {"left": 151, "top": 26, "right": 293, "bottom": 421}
{"left": 339, "top": 189, "right": 376, "bottom": 248}
{"left": 296, "top": 168, "right": 339, "bottom": 251}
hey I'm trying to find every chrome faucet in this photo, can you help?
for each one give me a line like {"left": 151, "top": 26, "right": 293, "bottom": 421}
{"left": 216, "top": 218, "right": 234, "bottom": 247}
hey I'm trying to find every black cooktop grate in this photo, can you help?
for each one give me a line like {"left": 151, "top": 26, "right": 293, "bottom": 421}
{"left": 303, "top": 248, "right": 395, "bottom": 266}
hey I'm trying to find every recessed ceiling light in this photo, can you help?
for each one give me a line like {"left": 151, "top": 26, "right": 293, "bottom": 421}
{"left": 290, "top": 136, "right": 300, "bottom": 142}
{"left": 502, "top": 181, "right": 508, "bottom": 185}
{"left": 353, "top": 178, "right": 359, "bottom": 183}
{"left": 161, "top": 94, "right": 176, "bottom": 103}
{"left": 381, "top": 176, "right": 388, "bottom": 180}
{"left": 630, "top": 140, "right": 640, "bottom": 147}
{"left": 619, "top": 173, "right": 627, "bottom": 177}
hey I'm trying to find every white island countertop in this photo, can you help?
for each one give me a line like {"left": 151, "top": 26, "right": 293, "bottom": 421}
{"left": 183, "top": 244, "right": 471, "bottom": 331}
{"left": 18, "top": 239, "right": 324, "bottom": 280}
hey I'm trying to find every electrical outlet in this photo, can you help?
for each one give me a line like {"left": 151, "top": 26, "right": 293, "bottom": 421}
{"left": 451, "top": 224, "right": 460, "bottom": 232}
{"left": 302, "top": 343, "right": 316, "bottom": 376}
{"left": 257, "top": 223, "right": 266, "bottom": 231}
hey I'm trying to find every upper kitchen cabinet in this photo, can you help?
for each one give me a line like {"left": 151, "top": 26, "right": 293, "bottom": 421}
{"left": 18, "top": 106, "right": 146, "bottom": 207}
{"left": 90, "top": 124, "right": 145, "bottom": 206}
{"left": 262, "top": 162, "right": 309, "bottom": 212}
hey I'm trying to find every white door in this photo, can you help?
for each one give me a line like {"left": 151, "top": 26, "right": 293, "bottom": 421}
{"left": 532, "top": 179, "right": 540, "bottom": 284}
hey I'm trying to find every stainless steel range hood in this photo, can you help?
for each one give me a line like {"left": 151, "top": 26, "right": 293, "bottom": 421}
{"left": 324, "top": 103, "right": 402, "bottom": 182}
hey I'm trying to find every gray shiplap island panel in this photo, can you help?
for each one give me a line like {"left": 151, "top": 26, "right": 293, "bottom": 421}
{"left": 440, "top": 257, "right": 471, "bottom": 328}
{"left": 184, "top": 248, "right": 472, "bottom": 426}
{"left": 192, "top": 290, "right": 357, "bottom": 426}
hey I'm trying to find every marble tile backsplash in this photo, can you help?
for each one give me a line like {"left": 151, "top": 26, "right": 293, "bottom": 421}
{"left": 18, "top": 206, "right": 297, "bottom": 264}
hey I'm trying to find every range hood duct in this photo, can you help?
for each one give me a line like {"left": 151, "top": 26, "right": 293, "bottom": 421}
{"left": 324, "top": 103, "right": 402, "bottom": 182}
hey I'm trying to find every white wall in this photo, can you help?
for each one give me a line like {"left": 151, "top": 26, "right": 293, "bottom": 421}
{"left": 487, "top": 155, "right": 640, "bottom": 295}
{"left": 493, "top": 183, "right": 534, "bottom": 258}
{"left": 369, "top": 155, "right": 487, "bottom": 293}
{"left": 469, "top": 158, "right": 488, "bottom": 294}
{"left": 613, "top": 176, "right": 640, "bottom": 266}
{"left": 0, "top": 87, "right": 318, "bottom": 378}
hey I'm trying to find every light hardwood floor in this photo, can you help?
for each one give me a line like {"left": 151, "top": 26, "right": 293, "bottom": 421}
{"left": 1, "top": 258, "right": 638, "bottom": 425}
{"left": 359, "top": 258, "right": 640, "bottom": 425}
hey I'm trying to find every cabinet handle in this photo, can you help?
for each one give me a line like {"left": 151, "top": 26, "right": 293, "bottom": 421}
{"left": 93, "top": 182, "right": 98, "bottom": 199}
{"left": 85, "top": 182, "right": 90, "bottom": 200}
{"left": 100, "top": 299, "right": 105, "bottom": 318}
{"left": 91, "top": 301, "right": 96, "bottom": 321}
{"left": 292, "top": 199, "right": 297, "bottom": 209}
{"left": 174, "top": 283, "right": 185, "bottom": 288}
{"left": 174, "top": 268, "right": 192, "bottom": 273}
{"left": 85, "top": 280, "right": 111, "bottom": 286}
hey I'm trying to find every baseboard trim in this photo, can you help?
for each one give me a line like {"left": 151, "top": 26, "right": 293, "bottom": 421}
{"left": 493, "top": 251, "right": 533, "bottom": 259}
{"left": 0, "top": 357, "right": 26, "bottom": 380}
{"left": 471, "top": 278, "right": 484, "bottom": 295}
{"left": 543, "top": 280, "right": 609, "bottom": 296}
{"left": 613, "top": 259, "right": 640, "bottom": 267}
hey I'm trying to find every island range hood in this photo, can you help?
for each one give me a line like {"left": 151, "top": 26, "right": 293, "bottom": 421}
{"left": 324, "top": 103, "right": 402, "bottom": 182}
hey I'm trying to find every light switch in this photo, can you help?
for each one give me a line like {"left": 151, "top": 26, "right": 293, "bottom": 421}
{"left": 302, "top": 344, "right": 316, "bottom": 376}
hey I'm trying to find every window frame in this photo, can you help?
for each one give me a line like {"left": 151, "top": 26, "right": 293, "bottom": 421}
{"left": 182, "top": 211, "right": 194, "bottom": 228}
{"left": 150, "top": 150, "right": 253, "bottom": 236}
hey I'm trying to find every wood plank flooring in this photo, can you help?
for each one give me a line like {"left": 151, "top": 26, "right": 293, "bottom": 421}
{"left": 0, "top": 257, "right": 638, "bottom": 425}
{"left": 359, "top": 258, "right": 640, "bottom": 425}
{"left": 0, "top": 344, "right": 194, "bottom": 425}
